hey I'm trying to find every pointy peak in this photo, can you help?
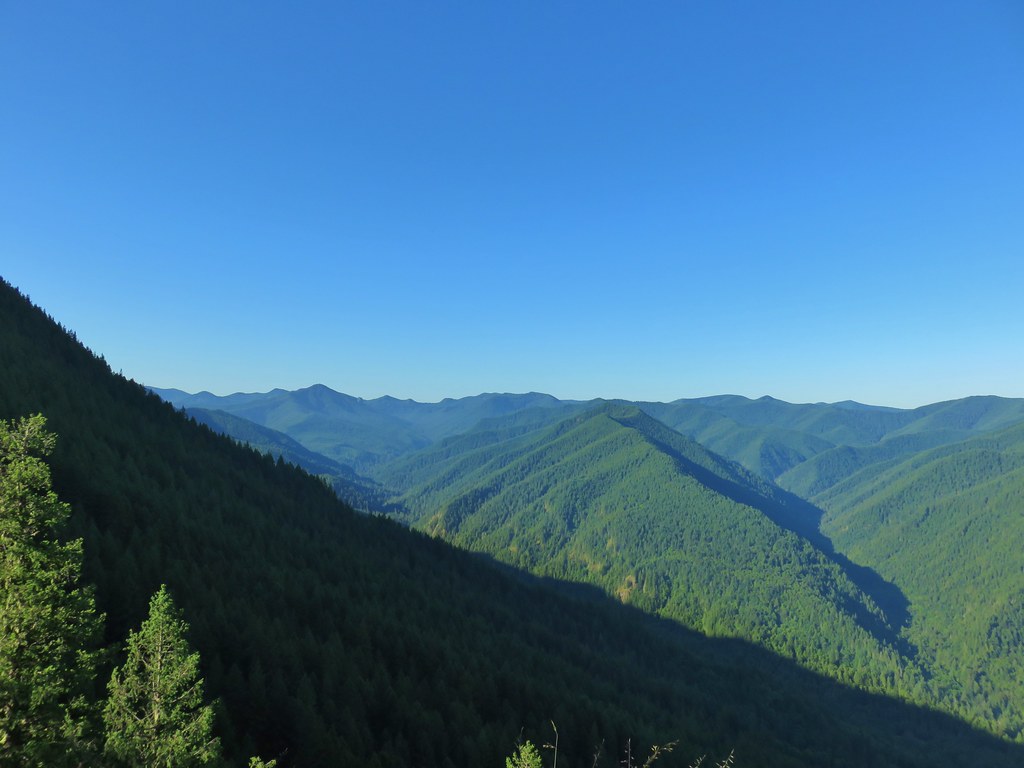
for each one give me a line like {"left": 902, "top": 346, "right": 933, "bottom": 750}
{"left": 299, "top": 383, "right": 341, "bottom": 396}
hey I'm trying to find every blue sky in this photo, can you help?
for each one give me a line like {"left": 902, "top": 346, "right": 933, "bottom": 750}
{"left": 3, "top": 2, "right": 1022, "bottom": 407}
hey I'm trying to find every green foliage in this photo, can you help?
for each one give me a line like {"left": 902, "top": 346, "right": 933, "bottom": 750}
{"left": 815, "top": 422, "right": 1024, "bottom": 738}
{"left": 641, "top": 395, "right": 1024, "bottom": 485}
{"left": 503, "top": 732, "right": 712, "bottom": 768}
{"left": 379, "top": 391, "right": 1024, "bottom": 742}
{"left": 5, "top": 277, "right": 1024, "bottom": 767}
{"left": 185, "top": 407, "right": 392, "bottom": 512}
{"left": 639, "top": 400, "right": 837, "bottom": 480}
{"left": 103, "top": 585, "right": 221, "bottom": 767}
{"left": 0, "top": 414, "right": 102, "bottom": 766}
{"left": 160, "top": 376, "right": 1024, "bottom": 744}
{"left": 506, "top": 739, "right": 543, "bottom": 768}
{"left": 382, "top": 404, "right": 918, "bottom": 696}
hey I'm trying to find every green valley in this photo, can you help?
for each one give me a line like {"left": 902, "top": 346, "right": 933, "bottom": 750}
{"left": 6, "top": 276, "right": 1024, "bottom": 764}
{"left": 815, "top": 422, "right": 1024, "bottom": 737}
{"left": 376, "top": 402, "right": 918, "bottom": 695}
{"left": 153, "top": 368, "right": 1024, "bottom": 748}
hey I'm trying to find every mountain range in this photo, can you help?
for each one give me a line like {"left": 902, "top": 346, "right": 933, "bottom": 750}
{"left": 5, "top": 274, "right": 1024, "bottom": 765}
{"left": 154, "top": 381, "right": 1024, "bottom": 743}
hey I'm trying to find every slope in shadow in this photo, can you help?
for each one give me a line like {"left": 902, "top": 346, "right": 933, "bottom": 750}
{"left": 474, "top": 550, "right": 1024, "bottom": 768}
{"left": 633, "top": 424, "right": 912, "bottom": 650}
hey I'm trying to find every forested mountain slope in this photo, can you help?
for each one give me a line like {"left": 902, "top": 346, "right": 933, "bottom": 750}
{"left": 378, "top": 403, "right": 921, "bottom": 696}
{"left": 652, "top": 395, "right": 916, "bottom": 447}
{"left": 777, "top": 397, "right": 1024, "bottom": 497}
{"left": 644, "top": 395, "right": 1024, "bottom": 485}
{"left": 637, "top": 400, "right": 837, "bottom": 479}
{"left": 5, "top": 276, "right": 1024, "bottom": 766}
{"left": 185, "top": 407, "right": 391, "bottom": 511}
{"left": 814, "top": 422, "right": 1024, "bottom": 738}
{"left": 149, "top": 365, "right": 1024, "bottom": 746}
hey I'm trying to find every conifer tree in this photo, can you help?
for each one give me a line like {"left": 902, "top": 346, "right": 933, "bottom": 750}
{"left": 103, "top": 585, "right": 221, "bottom": 768}
{"left": 505, "top": 740, "right": 543, "bottom": 768}
{"left": 0, "top": 414, "right": 102, "bottom": 766}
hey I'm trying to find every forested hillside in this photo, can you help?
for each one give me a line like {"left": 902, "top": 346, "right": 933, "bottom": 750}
{"left": 378, "top": 397, "right": 1024, "bottom": 742}
{"left": 377, "top": 403, "right": 920, "bottom": 695}
{"left": 777, "top": 397, "right": 1024, "bottom": 497}
{"left": 153, "top": 376, "right": 1024, "bottom": 747}
{"left": 815, "top": 423, "right": 1024, "bottom": 738}
{"left": 5, "top": 279, "right": 1024, "bottom": 767}
{"left": 185, "top": 407, "right": 391, "bottom": 512}
{"left": 643, "top": 396, "right": 1024, "bottom": 485}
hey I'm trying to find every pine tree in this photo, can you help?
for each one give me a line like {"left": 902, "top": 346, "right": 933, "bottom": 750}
{"left": 505, "top": 740, "right": 543, "bottom": 768}
{"left": 103, "top": 585, "right": 221, "bottom": 767}
{"left": 0, "top": 414, "right": 102, "bottom": 766}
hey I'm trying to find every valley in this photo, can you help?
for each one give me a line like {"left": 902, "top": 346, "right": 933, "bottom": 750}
{"left": 5, "top": 277, "right": 1024, "bottom": 765}
{"left": 154, "top": 365, "right": 1024, "bottom": 747}
{"left": 6, "top": 3, "right": 1018, "bottom": 766}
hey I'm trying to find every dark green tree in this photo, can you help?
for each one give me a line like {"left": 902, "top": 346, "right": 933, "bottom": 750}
{"left": 103, "top": 585, "right": 221, "bottom": 767}
{"left": 0, "top": 414, "right": 102, "bottom": 766}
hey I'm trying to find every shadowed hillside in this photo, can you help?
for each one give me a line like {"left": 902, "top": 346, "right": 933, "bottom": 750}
{"left": 184, "top": 407, "right": 392, "bottom": 512}
{"left": 815, "top": 422, "right": 1024, "bottom": 738}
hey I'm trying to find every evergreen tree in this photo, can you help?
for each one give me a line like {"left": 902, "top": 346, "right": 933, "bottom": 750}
{"left": 0, "top": 414, "right": 102, "bottom": 766}
{"left": 103, "top": 585, "right": 221, "bottom": 767}
{"left": 505, "top": 740, "right": 543, "bottom": 768}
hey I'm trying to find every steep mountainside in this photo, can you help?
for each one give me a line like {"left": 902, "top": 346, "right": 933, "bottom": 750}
{"left": 378, "top": 403, "right": 922, "bottom": 696}
{"left": 6, "top": 276, "right": 1024, "bottom": 766}
{"left": 638, "top": 400, "right": 837, "bottom": 479}
{"left": 185, "top": 407, "right": 390, "bottom": 511}
{"left": 814, "top": 422, "right": 1024, "bottom": 737}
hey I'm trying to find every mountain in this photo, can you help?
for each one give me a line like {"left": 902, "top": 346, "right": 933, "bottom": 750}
{"left": 666, "top": 394, "right": 918, "bottom": 445}
{"left": 638, "top": 399, "right": 837, "bottom": 479}
{"left": 6, "top": 277, "right": 1024, "bottom": 766}
{"left": 154, "top": 387, "right": 1024, "bottom": 491}
{"left": 153, "top": 385, "right": 576, "bottom": 470}
{"left": 776, "top": 396, "right": 1024, "bottom": 497}
{"left": 641, "top": 395, "right": 1024, "bottom": 489}
{"left": 152, "top": 385, "right": 436, "bottom": 467}
{"left": 154, "top": 379, "right": 1024, "bottom": 741}
{"left": 376, "top": 394, "right": 1024, "bottom": 740}
{"left": 378, "top": 402, "right": 921, "bottom": 695}
{"left": 813, "top": 421, "right": 1024, "bottom": 738}
{"left": 184, "top": 407, "right": 391, "bottom": 512}
{"left": 638, "top": 395, "right": 922, "bottom": 482}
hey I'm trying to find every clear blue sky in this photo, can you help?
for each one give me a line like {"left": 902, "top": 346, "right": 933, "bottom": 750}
{"left": 3, "top": 2, "right": 1022, "bottom": 407}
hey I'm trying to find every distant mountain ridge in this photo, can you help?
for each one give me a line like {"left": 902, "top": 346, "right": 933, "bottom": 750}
{"left": 153, "top": 385, "right": 1024, "bottom": 484}
{"left": 152, "top": 385, "right": 573, "bottom": 470}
